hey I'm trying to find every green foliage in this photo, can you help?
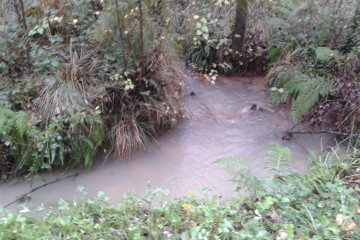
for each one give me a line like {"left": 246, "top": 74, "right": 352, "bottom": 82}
{"left": 170, "top": 0, "right": 267, "bottom": 73}
{"left": 0, "top": 106, "right": 42, "bottom": 174}
{"left": 215, "top": 143, "right": 294, "bottom": 197}
{"left": 264, "top": 142, "right": 293, "bottom": 174}
{"left": 269, "top": 71, "right": 335, "bottom": 122}
{"left": 215, "top": 156, "right": 264, "bottom": 197}
{"left": 289, "top": 75, "right": 334, "bottom": 122}
{"left": 314, "top": 47, "right": 340, "bottom": 71}
{"left": 0, "top": 77, "right": 35, "bottom": 109}
{"left": 267, "top": 0, "right": 360, "bottom": 136}
{"left": 0, "top": 0, "right": 184, "bottom": 177}
{"left": 0, "top": 106, "right": 104, "bottom": 177}
{"left": 1, "top": 149, "right": 359, "bottom": 239}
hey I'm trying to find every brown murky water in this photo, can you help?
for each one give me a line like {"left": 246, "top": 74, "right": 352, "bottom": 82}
{"left": 0, "top": 72, "right": 330, "bottom": 210}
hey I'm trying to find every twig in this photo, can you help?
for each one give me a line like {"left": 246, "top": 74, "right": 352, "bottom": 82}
{"left": 3, "top": 172, "right": 81, "bottom": 209}
{"left": 290, "top": 130, "right": 358, "bottom": 137}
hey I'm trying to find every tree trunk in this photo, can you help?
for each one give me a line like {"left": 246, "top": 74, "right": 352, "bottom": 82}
{"left": 232, "top": 0, "right": 248, "bottom": 60}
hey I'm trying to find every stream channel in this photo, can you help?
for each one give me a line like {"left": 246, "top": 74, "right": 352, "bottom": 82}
{"left": 0, "top": 70, "right": 330, "bottom": 210}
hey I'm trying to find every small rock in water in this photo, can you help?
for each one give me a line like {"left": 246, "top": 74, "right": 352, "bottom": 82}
{"left": 282, "top": 131, "right": 294, "bottom": 141}
{"left": 250, "top": 104, "right": 257, "bottom": 111}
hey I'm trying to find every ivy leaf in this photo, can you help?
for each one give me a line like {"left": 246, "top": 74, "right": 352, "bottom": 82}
{"left": 201, "top": 26, "right": 209, "bottom": 33}
{"left": 51, "top": 60, "right": 60, "bottom": 68}
{"left": 37, "top": 27, "right": 44, "bottom": 34}
{"left": 29, "top": 30, "right": 36, "bottom": 36}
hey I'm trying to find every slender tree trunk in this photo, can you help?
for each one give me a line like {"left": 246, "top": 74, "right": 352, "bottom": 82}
{"left": 232, "top": 0, "right": 248, "bottom": 60}
{"left": 138, "top": 0, "right": 145, "bottom": 77}
{"left": 18, "top": 0, "right": 27, "bottom": 30}
{"left": 114, "top": 0, "right": 128, "bottom": 68}
{"left": 15, "top": 0, "right": 31, "bottom": 72}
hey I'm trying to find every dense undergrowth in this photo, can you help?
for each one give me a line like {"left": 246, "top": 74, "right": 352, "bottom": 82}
{"left": 1, "top": 1, "right": 360, "bottom": 238}
{"left": 266, "top": 0, "right": 360, "bottom": 138}
{"left": 0, "top": 0, "right": 184, "bottom": 178}
{"left": 1, "top": 144, "right": 359, "bottom": 239}
{"left": 170, "top": 0, "right": 360, "bottom": 140}
{"left": 1, "top": 0, "right": 358, "bottom": 177}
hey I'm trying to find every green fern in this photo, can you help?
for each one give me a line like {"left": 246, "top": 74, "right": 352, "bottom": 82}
{"left": 0, "top": 107, "right": 44, "bottom": 174}
{"left": 13, "top": 111, "right": 30, "bottom": 140}
{"left": 0, "top": 107, "right": 13, "bottom": 128}
{"left": 279, "top": 147, "right": 353, "bottom": 196}
{"left": 264, "top": 142, "right": 293, "bottom": 174}
{"left": 215, "top": 143, "right": 295, "bottom": 196}
{"left": 268, "top": 66, "right": 300, "bottom": 87}
{"left": 214, "top": 156, "right": 264, "bottom": 197}
{"left": 268, "top": 66, "right": 300, "bottom": 105}
{"left": 270, "top": 71, "right": 335, "bottom": 122}
{"left": 287, "top": 75, "right": 334, "bottom": 122}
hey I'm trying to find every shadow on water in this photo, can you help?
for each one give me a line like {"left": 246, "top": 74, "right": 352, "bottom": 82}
{"left": 0, "top": 71, "right": 331, "bottom": 210}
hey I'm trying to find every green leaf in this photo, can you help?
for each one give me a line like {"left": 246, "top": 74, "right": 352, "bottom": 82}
{"left": 29, "top": 30, "right": 37, "bottom": 36}
{"left": 201, "top": 26, "right": 209, "bottom": 33}
{"left": 42, "top": 163, "right": 52, "bottom": 169}
{"left": 37, "top": 27, "right": 44, "bottom": 34}
{"left": 51, "top": 60, "right": 60, "bottom": 68}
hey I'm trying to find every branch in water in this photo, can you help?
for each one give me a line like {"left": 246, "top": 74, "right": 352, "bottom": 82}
{"left": 3, "top": 172, "right": 81, "bottom": 208}
{"left": 282, "top": 130, "right": 359, "bottom": 141}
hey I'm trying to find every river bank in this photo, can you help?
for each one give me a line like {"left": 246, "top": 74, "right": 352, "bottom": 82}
{"left": 0, "top": 71, "right": 330, "bottom": 210}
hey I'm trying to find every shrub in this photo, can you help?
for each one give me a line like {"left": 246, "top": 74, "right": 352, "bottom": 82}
{"left": 0, "top": 0, "right": 184, "bottom": 176}
{"left": 0, "top": 106, "right": 104, "bottom": 178}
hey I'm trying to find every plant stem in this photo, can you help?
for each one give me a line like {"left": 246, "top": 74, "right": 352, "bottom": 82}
{"left": 18, "top": 0, "right": 27, "bottom": 30}
{"left": 138, "top": 0, "right": 145, "bottom": 77}
{"left": 114, "top": 0, "right": 128, "bottom": 68}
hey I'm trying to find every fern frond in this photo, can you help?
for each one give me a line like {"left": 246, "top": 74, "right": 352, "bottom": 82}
{"left": 90, "top": 12, "right": 117, "bottom": 42}
{"left": 270, "top": 89, "right": 290, "bottom": 105}
{"left": 14, "top": 111, "right": 31, "bottom": 139}
{"left": 293, "top": 166, "right": 334, "bottom": 194}
{"left": 264, "top": 142, "right": 293, "bottom": 174}
{"left": 215, "top": 156, "right": 264, "bottom": 197}
{"left": 214, "top": 156, "right": 250, "bottom": 174}
{"left": 0, "top": 106, "right": 15, "bottom": 130}
{"left": 289, "top": 76, "right": 334, "bottom": 122}
{"left": 26, "top": 125, "right": 43, "bottom": 141}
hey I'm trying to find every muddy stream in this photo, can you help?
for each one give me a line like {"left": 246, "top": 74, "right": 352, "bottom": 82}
{"left": 0, "top": 72, "right": 330, "bottom": 210}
